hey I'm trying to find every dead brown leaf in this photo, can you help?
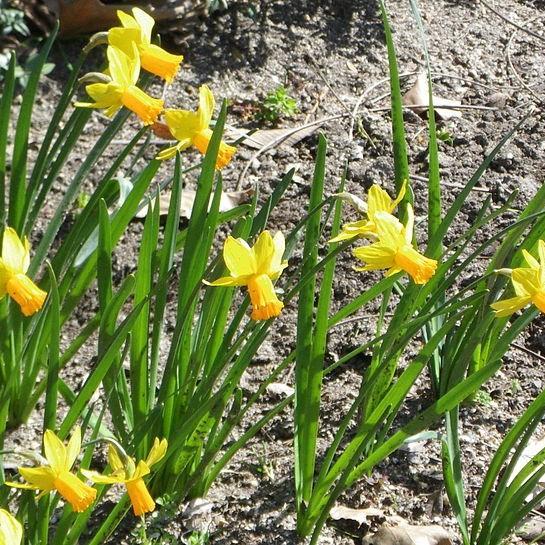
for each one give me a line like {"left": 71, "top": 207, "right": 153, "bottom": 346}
{"left": 135, "top": 188, "right": 253, "bottom": 219}
{"left": 403, "top": 72, "right": 462, "bottom": 120}
{"left": 227, "top": 124, "right": 322, "bottom": 150}
{"left": 361, "top": 523, "right": 452, "bottom": 545}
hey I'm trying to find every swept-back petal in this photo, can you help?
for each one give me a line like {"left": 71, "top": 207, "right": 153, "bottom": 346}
{"left": 1, "top": 228, "right": 29, "bottom": 274}
{"left": 116, "top": 9, "right": 140, "bottom": 31}
{"left": 129, "top": 460, "right": 151, "bottom": 481}
{"left": 65, "top": 427, "right": 81, "bottom": 470}
{"left": 512, "top": 267, "right": 540, "bottom": 296}
{"left": 353, "top": 243, "right": 396, "bottom": 270}
{"left": 18, "top": 466, "right": 56, "bottom": 490}
{"left": 0, "top": 509, "right": 22, "bottom": 545}
{"left": 198, "top": 85, "right": 215, "bottom": 129}
{"left": 132, "top": 7, "right": 155, "bottom": 43}
{"left": 108, "top": 27, "right": 141, "bottom": 59}
{"left": 108, "top": 445, "right": 126, "bottom": 473}
{"left": 491, "top": 295, "right": 531, "bottom": 317}
{"left": 373, "top": 212, "right": 405, "bottom": 248}
{"left": 253, "top": 231, "right": 275, "bottom": 275}
{"left": 367, "top": 185, "right": 393, "bottom": 218}
{"left": 80, "top": 469, "right": 125, "bottom": 484}
{"left": 522, "top": 249, "right": 540, "bottom": 269}
{"left": 163, "top": 109, "right": 202, "bottom": 142}
{"left": 44, "top": 430, "right": 67, "bottom": 471}
{"left": 223, "top": 236, "right": 257, "bottom": 277}
{"left": 269, "top": 232, "right": 287, "bottom": 277}
{"left": 203, "top": 275, "right": 249, "bottom": 287}
{"left": 145, "top": 438, "right": 168, "bottom": 468}
{"left": 0, "top": 264, "right": 9, "bottom": 297}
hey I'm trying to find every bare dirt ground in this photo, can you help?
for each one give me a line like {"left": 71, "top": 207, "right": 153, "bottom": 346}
{"left": 4, "top": 0, "right": 545, "bottom": 543}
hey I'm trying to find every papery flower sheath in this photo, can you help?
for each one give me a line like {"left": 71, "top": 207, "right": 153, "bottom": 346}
{"left": 0, "top": 227, "right": 47, "bottom": 316}
{"left": 330, "top": 182, "right": 406, "bottom": 243}
{"left": 82, "top": 438, "right": 167, "bottom": 517}
{"left": 0, "top": 509, "right": 22, "bottom": 545}
{"left": 6, "top": 428, "right": 97, "bottom": 513}
{"left": 204, "top": 231, "right": 288, "bottom": 320}
{"left": 156, "top": 84, "right": 236, "bottom": 169}
{"left": 75, "top": 44, "right": 163, "bottom": 125}
{"left": 352, "top": 205, "right": 437, "bottom": 285}
{"left": 109, "top": 8, "right": 183, "bottom": 83}
{"left": 491, "top": 240, "right": 545, "bottom": 317}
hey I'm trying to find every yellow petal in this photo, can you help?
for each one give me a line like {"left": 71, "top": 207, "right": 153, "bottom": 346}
{"left": 198, "top": 85, "right": 215, "bottom": 129}
{"left": 44, "top": 430, "right": 68, "bottom": 471}
{"left": 80, "top": 82, "right": 123, "bottom": 110}
{"left": 491, "top": 295, "right": 531, "bottom": 317}
{"left": 373, "top": 212, "right": 406, "bottom": 249}
{"left": 130, "top": 460, "right": 151, "bottom": 480}
{"left": 145, "top": 438, "right": 168, "bottom": 467}
{"left": 156, "top": 141, "right": 191, "bottom": 161}
{"left": 116, "top": 9, "right": 140, "bottom": 31}
{"left": 65, "top": 427, "right": 82, "bottom": 470}
{"left": 223, "top": 236, "right": 257, "bottom": 277}
{"left": 107, "top": 46, "right": 133, "bottom": 87}
{"left": 512, "top": 267, "right": 540, "bottom": 296}
{"left": 18, "top": 466, "right": 56, "bottom": 490}
{"left": 163, "top": 109, "right": 202, "bottom": 142}
{"left": 108, "top": 27, "right": 142, "bottom": 58}
{"left": 0, "top": 509, "right": 23, "bottom": 545}
{"left": 353, "top": 243, "right": 396, "bottom": 270}
{"left": 1, "top": 227, "right": 29, "bottom": 274}
{"left": 247, "top": 274, "right": 283, "bottom": 321}
{"left": 80, "top": 469, "right": 125, "bottom": 484}
{"left": 107, "top": 445, "right": 126, "bottom": 473}
{"left": 367, "top": 184, "right": 393, "bottom": 218}
{"left": 522, "top": 249, "right": 540, "bottom": 269}
{"left": 391, "top": 180, "right": 407, "bottom": 209}
{"left": 139, "top": 43, "right": 183, "bottom": 83}
{"left": 270, "top": 232, "right": 287, "bottom": 278}
{"left": 203, "top": 275, "right": 249, "bottom": 287}
{"left": 253, "top": 231, "right": 275, "bottom": 275}
{"left": 131, "top": 7, "right": 155, "bottom": 43}
{"left": 0, "top": 263, "right": 9, "bottom": 297}
{"left": 404, "top": 204, "right": 415, "bottom": 244}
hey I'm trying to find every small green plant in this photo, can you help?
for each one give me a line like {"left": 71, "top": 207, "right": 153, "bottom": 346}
{"left": 258, "top": 86, "right": 298, "bottom": 123}
{"left": 186, "top": 530, "right": 210, "bottom": 545}
{"left": 0, "top": 5, "right": 29, "bottom": 38}
{"left": 437, "top": 128, "right": 454, "bottom": 146}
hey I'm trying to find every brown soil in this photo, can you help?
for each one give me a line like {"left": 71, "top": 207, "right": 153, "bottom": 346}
{"left": 4, "top": 0, "right": 545, "bottom": 544}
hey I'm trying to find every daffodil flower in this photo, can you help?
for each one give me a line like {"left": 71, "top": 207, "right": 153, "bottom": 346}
{"left": 352, "top": 205, "right": 437, "bottom": 285}
{"left": 330, "top": 182, "right": 406, "bottom": 243}
{"left": 6, "top": 428, "right": 97, "bottom": 513}
{"left": 204, "top": 231, "right": 288, "bottom": 320}
{"left": 156, "top": 84, "right": 236, "bottom": 169}
{"left": 0, "top": 227, "right": 47, "bottom": 316}
{"left": 491, "top": 241, "right": 545, "bottom": 317}
{"left": 109, "top": 8, "right": 183, "bottom": 83}
{"left": 75, "top": 45, "right": 163, "bottom": 125}
{"left": 82, "top": 438, "right": 167, "bottom": 517}
{"left": 0, "top": 509, "right": 22, "bottom": 545}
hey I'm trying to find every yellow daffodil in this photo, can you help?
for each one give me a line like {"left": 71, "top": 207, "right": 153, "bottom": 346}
{"left": 352, "top": 205, "right": 437, "bottom": 285}
{"left": 108, "top": 8, "right": 183, "bottom": 83}
{"left": 0, "top": 509, "right": 22, "bottom": 545}
{"left": 204, "top": 231, "right": 288, "bottom": 320}
{"left": 6, "top": 428, "right": 96, "bottom": 513}
{"left": 156, "top": 84, "right": 236, "bottom": 169}
{"left": 0, "top": 227, "right": 47, "bottom": 316}
{"left": 75, "top": 45, "right": 163, "bottom": 125}
{"left": 82, "top": 438, "right": 167, "bottom": 517}
{"left": 330, "top": 182, "right": 406, "bottom": 243}
{"left": 491, "top": 240, "right": 545, "bottom": 317}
